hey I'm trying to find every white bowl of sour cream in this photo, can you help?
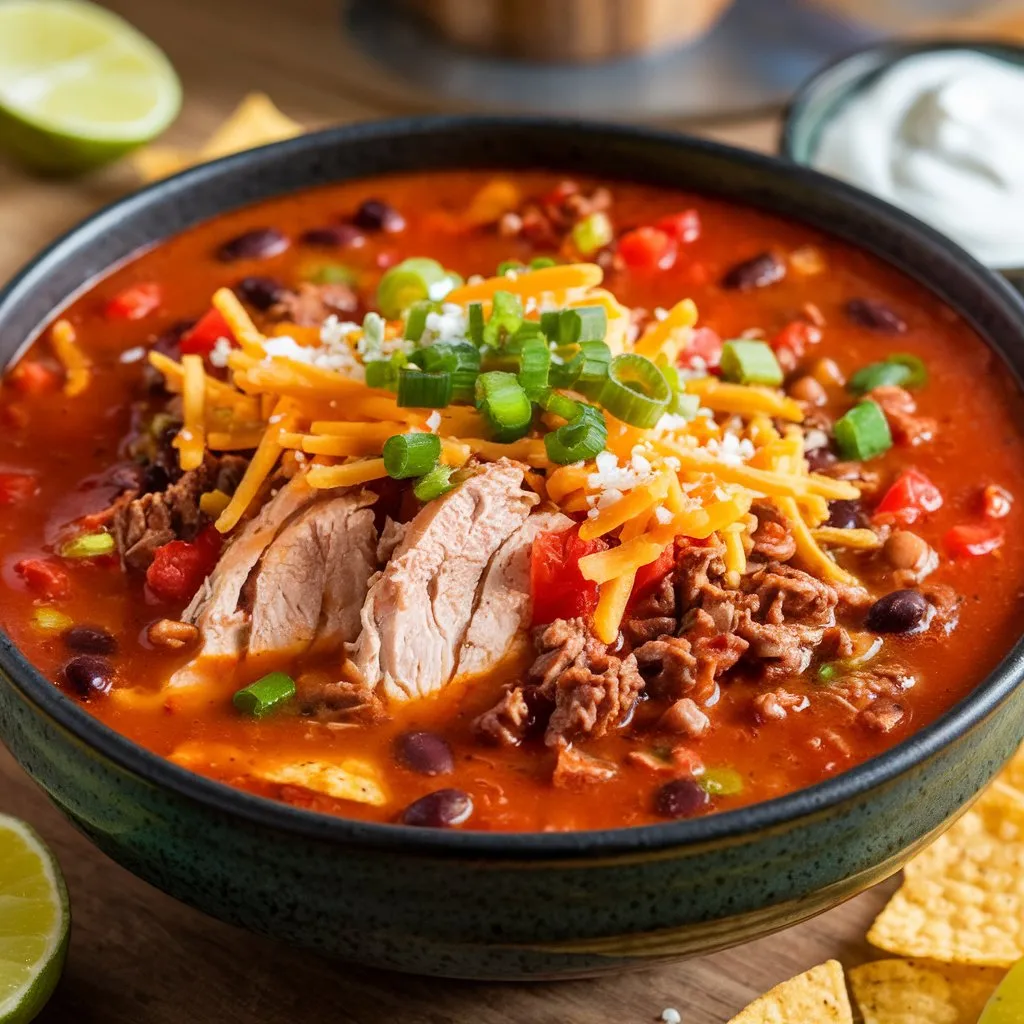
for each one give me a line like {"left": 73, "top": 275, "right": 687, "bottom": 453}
{"left": 782, "top": 42, "right": 1024, "bottom": 271}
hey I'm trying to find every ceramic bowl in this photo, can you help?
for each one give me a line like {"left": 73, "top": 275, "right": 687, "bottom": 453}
{"left": 2, "top": 118, "right": 1023, "bottom": 980}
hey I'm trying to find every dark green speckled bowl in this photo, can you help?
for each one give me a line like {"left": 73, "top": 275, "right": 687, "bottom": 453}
{"left": 1, "top": 119, "right": 1023, "bottom": 980}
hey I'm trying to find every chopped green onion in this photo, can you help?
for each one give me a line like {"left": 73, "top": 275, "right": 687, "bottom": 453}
{"left": 668, "top": 391, "right": 701, "bottom": 419}
{"left": 60, "top": 532, "right": 116, "bottom": 559}
{"left": 475, "top": 371, "right": 533, "bottom": 442}
{"left": 817, "top": 662, "right": 839, "bottom": 683}
{"left": 303, "top": 261, "right": 356, "bottom": 285}
{"left": 396, "top": 368, "right": 452, "bottom": 408}
{"left": 848, "top": 353, "right": 928, "bottom": 395}
{"left": 361, "top": 311, "right": 385, "bottom": 354}
{"left": 403, "top": 300, "right": 441, "bottom": 342}
{"left": 539, "top": 309, "right": 561, "bottom": 341}
{"left": 549, "top": 339, "right": 612, "bottom": 391}
{"left": 32, "top": 607, "right": 73, "bottom": 633}
{"left": 467, "top": 302, "right": 486, "bottom": 346}
{"left": 509, "top": 320, "right": 546, "bottom": 347}
{"left": 544, "top": 403, "right": 607, "bottom": 464}
{"left": 599, "top": 353, "right": 671, "bottom": 428}
{"left": 413, "top": 464, "right": 455, "bottom": 502}
{"left": 833, "top": 400, "right": 893, "bottom": 460}
{"left": 571, "top": 211, "right": 613, "bottom": 256}
{"left": 529, "top": 256, "right": 557, "bottom": 270}
{"left": 410, "top": 342, "right": 480, "bottom": 402}
{"left": 483, "top": 290, "right": 524, "bottom": 347}
{"left": 719, "top": 340, "right": 784, "bottom": 386}
{"left": 698, "top": 767, "right": 744, "bottom": 796}
{"left": 233, "top": 671, "right": 297, "bottom": 718}
{"left": 382, "top": 432, "right": 442, "bottom": 478}
{"left": 365, "top": 351, "right": 407, "bottom": 392}
{"left": 497, "top": 260, "right": 525, "bottom": 277}
{"left": 539, "top": 307, "right": 608, "bottom": 346}
{"left": 537, "top": 389, "right": 582, "bottom": 422}
{"left": 516, "top": 336, "right": 551, "bottom": 398}
{"left": 377, "top": 258, "right": 455, "bottom": 319}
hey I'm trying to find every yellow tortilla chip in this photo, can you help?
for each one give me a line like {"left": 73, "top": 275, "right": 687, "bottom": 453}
{"left": 727, "top": 961, "right": 853, "bottom": 1024}
{"left": 849, "top": 959, "right": 1004, "bottom": 1024}
{"left": 868, "top": 786, "right": 1024, "bottom": 967}
{"left": 133, "top": 93, "right": 302, "bottom": 182}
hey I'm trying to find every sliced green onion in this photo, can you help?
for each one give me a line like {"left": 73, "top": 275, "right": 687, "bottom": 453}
{"left": 233, "top": 671, "right": 297, "bottom": 718}
{"left": 365, "top": 351, "right": 407, "bottom": 392}
{"left": 719, "top": 340, "right": 784, "bottom": 386}
{"left": 537, "top": 389, "right": 582, "bottom": 422}
{"left": 60, "top": 532, "right": 115, "bottom": 559}
{"left": 32, "top": 607, "right": 73, "bottom": 633}
{"left": 539, "top": 309, "right": 561, "bottom": 341}
{"left": 575, "top": 340, "right": 612, "bottom": 397}
{"left": 539, "top": 307, "right": 608, "bottom": 346}
{"left": 396, "top": 368, "right": 452, "bottom": 408}
{"left": 377, "top": 258, "right": 455, "bottom": 319}
{"left": 668, "top": 391, "right": 701, "bottom": 419}
{"left": 848, "top": 353, "right": 928, "bottom": 395}
{"left": 497, "top": 260, "right": 525, "bottom": 277}
{"left": 467, "top": 302, "right": 486, "bottom": 346}
{"left": 383, "top": 432, "right": 442, "bottom": 478}
{"left": 483, "top": 290, "right": 524, "bottom": 347}
{"left": 509, "top": 320, "right": 546, "bottom": 348}
{"left": 303, "top": 261, "right": 356, "bottom": 285}
{"left": 529, "top": 256, "right": 557, "bottom": 270}
{"left": 544, "top": 403, "right": 607, "bottom": 464}
{"left": 403, "top": 300, "right": 440, "bottom": 342}
{"left": 361, "top": 311, "right": 385, "bottom": 354}
{"left": 698, "top": 767, "right": 744, "bottom": 796}
{"left": 413, "top": 464, "right": 455, "bottom": 502}
{"left": 571, "top": 211, "right": 613, "bottom": 256}
{"left": 833, "top": 400, "right": 893, "bottom": 461}
{"left": 517, "top": 336, "right": 551, "bottom": 398}
{"left": 410, "top": 342, "right": 480, "bottom": 402}
{"left": 599, "top": 353, "right": 671, "bottom": 428}
{"left": 817, "top": 663, "right": 839, "bottom": 683}
{"left": 475, "top": 371, "right": 533, "bottom": 442}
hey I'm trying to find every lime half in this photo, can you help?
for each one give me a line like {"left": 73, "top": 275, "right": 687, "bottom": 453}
{"left": 0, "top": 814, "right": 70, "bottom": 1024}
{"left": 0, "top": 0, "right": 180, "bottom": 173}
{"left": 979, "top": 958, "right": 1024, "bottom": 1024}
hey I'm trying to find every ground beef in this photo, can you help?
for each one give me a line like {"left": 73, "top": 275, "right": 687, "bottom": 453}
{"left": 111, "top": 452, "right": 246, "bottom": 570}
{"left": 622, "top": 576, "right": 676, "bottom": 645}
{"left": 867, "top": 385, "right": 936, "bottom": 446}
{"left": 295, "top": 673, "right": 382, "bottom": 724}
{"left": 268, "top": 282, "right": 358, "bottom": 326}
{"left": 473, "top": 686, "right": 532, "bottom": 746}
{"left": 817, "top": 663, "right": 914, "bottom": 734}
{"left": 499, "top": 181, "right": 612, "bottom": 250}
{"left": 658, "top": 697, "right": 710, "bottom": 737}
{"left": 749, "top": 501, "right": 797, "bottom": 563}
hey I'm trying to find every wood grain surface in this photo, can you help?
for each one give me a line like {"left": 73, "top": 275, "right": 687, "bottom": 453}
{"left": 0, "top": 2, "right": 890, "bottom": 1020}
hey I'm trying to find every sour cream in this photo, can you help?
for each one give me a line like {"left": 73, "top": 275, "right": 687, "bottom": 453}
{"left": 814, "top": 51, "right": 1024, "bottom": 268}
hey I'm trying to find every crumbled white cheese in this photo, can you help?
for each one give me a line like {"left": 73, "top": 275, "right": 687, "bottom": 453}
{"left": 467, "top": 274, "right": 484, "bottom": 286}
{"left": 524, "top": 296, "right": 538, "bottom": 314}
{"left": 676, "top": 356, "right": 708, "bottom": 380}
{"left": 586, "top": 450, "right": 658, "bottom": 496}
{"left": 426, "top": 410, "right": 442, "bottom": 432}
{"left": 654, "top": 307, "right": 669, "bottom": 321}
{"left": 255, "top": 315, "right": 368, "bottom": 381}
{"left": 661, "top": 1009, "right": 682, "bottom": 1024}
{"left": 704, "top": 432, "right": 755, "bottom": 467}
{"left": 119, "top": 346, "right": 147, "bottom": 364}
{"left": 263, "top": 335, "right": 313, "bottom": 363}
{"left": 656, "top": 413, "right": 692, "bottom": 433}
{"left": 320, "top": 315, "right": 360, "bottom": 347}
{"left": 208, "top": 336, "right": 234, "bottom": 368}
{"left": 653, "top": 504, "right": 673, "bottom": 525}
{"left": 420, "top": 303, "right": 467, "bottom": 346}
{"left": 804, "top": 427, "right": 830, "bottom": 451}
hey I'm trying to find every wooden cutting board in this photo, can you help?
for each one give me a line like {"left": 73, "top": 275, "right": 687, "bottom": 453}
{"left": 0, "top": 0, "right": 909, "bottom": 1019}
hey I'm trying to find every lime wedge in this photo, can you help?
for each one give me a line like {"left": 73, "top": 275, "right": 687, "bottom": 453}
{"left": 0, "top": 0, "right": 180, "bottom": 173}
{"left": 0, "top": 814, "right": 70, "bottom": 1024}
{"left": 979, "top": 958, "right": 1024, "bottom": 1024}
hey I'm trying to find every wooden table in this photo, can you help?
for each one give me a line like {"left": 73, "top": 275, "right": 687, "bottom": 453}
{"left": 0, "top": 2, "right": 890, "bottom": 1019}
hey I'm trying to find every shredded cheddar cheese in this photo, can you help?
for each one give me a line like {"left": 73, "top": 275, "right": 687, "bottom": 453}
{"left": 50, "top": 319, "right": 91, "bottom": 397}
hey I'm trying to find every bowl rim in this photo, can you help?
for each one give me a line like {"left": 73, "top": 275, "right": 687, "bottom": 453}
{"left": 4, "top": 114, "right": 1024, "bottom": 859}
{"left": 779, "top": 36, "right": 1024, "bottom": 165}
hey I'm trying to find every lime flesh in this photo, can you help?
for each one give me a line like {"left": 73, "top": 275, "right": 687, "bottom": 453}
{"left": 979, "top": 959, "right": 1024, "bottom": 1024}
{"left": 0, "top": 814, "right": 70, "bottom": 1024}
{"left": 0, "top": 0, "right": 180, "bottom": 173}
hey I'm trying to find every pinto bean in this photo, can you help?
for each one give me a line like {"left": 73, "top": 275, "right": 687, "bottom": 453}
{"left": 721, "top": 251, "right": 786, "bottom": 291}
{"left": 147, "top": 619, "right": 200, "bottom": 650}
{"left": 217, "top": 228, "right": 289, "bottom": 262}
{"left": 788, "top": 375, "right": 827, "bottom": 406}
{"left": 395, "top": 731, "right": 454, "bottom": 776}
{"left": 654, "top": 778, "right": 710, "bottom": 818}
{"left": 62, "top": 625, "right": 117, "bottom": 655}
{"left": 884, "top": 531, "right": 930, "bottom": 571}
{"left": 401, "top": 789, "right": 473, "bottom": 828}
{"left": 866, "top": 589, "right": 930, "bottom": 634}
{"left": 235, "top": 275, "right": 288, "bottom": 311}
{"left": 62, "top": 655, "right": 114, "bottom": 698}
{"left": 845, "top": 298, "right": 907, "bottom": 334}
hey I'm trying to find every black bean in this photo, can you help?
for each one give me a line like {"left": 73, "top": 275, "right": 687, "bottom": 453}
{"left": 395, "top": 731, "right": 454, "bottom": 776}
{"left": 655, "top": 778, "right": 710, "bottom": 819}
{"left": 805, "top": 446, "right": 837, "bottom": 473}
{"left": 62, "top": 655, "right": 115, "bottom": 698}
{"left": 845, "top": 298, "right": 907, "bottom": 334}
{"left": 235, "top": 275, "right": 287, "bottom": 311}
{"left": 352, "top": 199, "right": 405, "bottom": 233}
{"left": 401, "top": 789, "right": 473, "bottom": 828}
{"left": 299, "top": 224, "right": 365, "bottom": 249}
{"left": 63, "top": 625, "right": 118, "bottom": 655}
{"left": 217, "top": 228, "right": 289, "bottom": 262}
{"left": 865, "top": 589, "right": 930, "bottom": 634}
{"left": 721, "top": 251, "right": 786, "bottom": 290}
{"left": 826, "top": 499, "right": 863, "bottom": 530}
{"left": 141, "top": 462, "right": 170, "bottom": 495}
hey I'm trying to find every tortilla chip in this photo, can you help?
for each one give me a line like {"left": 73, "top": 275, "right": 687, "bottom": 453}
{"left": 133, "top": 93, "right": 302, "bottom": 183}
{"left": 868, "top": 786, "right": 1024, "bottom": 966}
{"left": 849, "top": 959, "right": 1004, "bottom": 1024}
{"left": 727, "top": 961, "right": 853, "bottom": 1023}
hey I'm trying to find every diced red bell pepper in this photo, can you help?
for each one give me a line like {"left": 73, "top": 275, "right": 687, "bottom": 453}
{"left": 14, "top": 558, "right": 70, "bottom": 599}
{"left": 0, "top": 473, "right": 38, "bottom": 505}
{"left": 180, "top": 309, "right": 234, "bottom": 358}
{"left": 945, "top": 523, "right": 1004, "bottom": 558}
{"left": 105, "top": 282, "right": 162, "bottom": 321}
{"left": 146, "top": 525, "right": 223, "bottom": 604}
{"left": 680, "top": 326, "right": 723, "bottom": 371}
{"left": 8, "top": 362, "right": 60, "bottom": 395}
{"left": 617, "top": 227, "right": 677, "bottom": 271}
{"left": 655, "top": 209, "right": 701, "bottom": 244}
{"left": 982, "top": 484, "right": 1013, "bottom": 519}
{"left": 873, "top": 469, "right": 943, "bottom": 526}
{"left": 771, "top": 320, "right": 822, "bottom": 363}
{"left": 630, "top": 543, "right": 675, "bottom": 606}
{"left": 530, "top": 526, "right": 608, "bottom": 626}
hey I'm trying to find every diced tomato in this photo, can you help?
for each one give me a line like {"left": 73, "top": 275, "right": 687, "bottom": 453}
{"left": 630, "top": 543, "right": 675, "bottom": 606}
{"left": 982, "top": 484, "right": 1013, "bottom": 519}
{"left": 655, "top": 209, "right": 701, "bottom": 244}
{"left": 180, "top": 309, "right": 234, "bottom": 357}
{"left": 873, "top": 469, "right": 943, "bottom": 526}
{"left": 8, "top": 362, "right": 60, "bottom": 395}
{"left": 944, "top": 523, "right": 1004, "bottom": 558}
{"left": 530, "top": 526, "right": 609, "bottom": 625}
{"left": 0, "top": 473, "right": 38, "bottom": 505}
{"left": 771, "top": 320, "right": 822, "bottom": 363}
{"left": 146, "top": 526, "right": 223, "bottom": 604}
{"left": 14, "top": 558, "right": 70, "bottom": 599}
{"left": 105, "top": 282, "right": 162, "bottom": 321}
{"left": 617, "top": 227, "right": 677, "bottom": 271}
{"left": 680, "top": 326, "right": 723, "bottom": 371}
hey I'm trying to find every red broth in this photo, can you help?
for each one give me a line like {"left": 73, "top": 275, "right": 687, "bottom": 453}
{"left": 2, "top": 169, "right": 1023, "bottom": 832}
